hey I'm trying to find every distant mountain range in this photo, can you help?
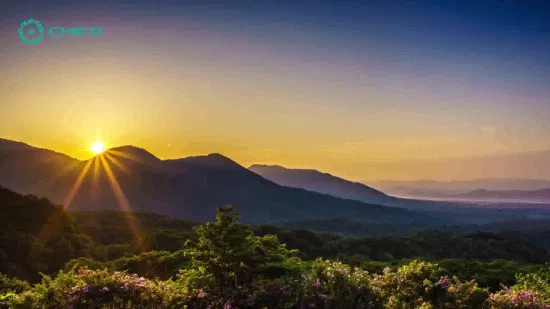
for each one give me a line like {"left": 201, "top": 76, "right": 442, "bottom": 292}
{"left": 3, "top": 138, "right": 550, "bottom": 225}
{"left": 249, "top": 164, "right": 395, "bottom": 205}
{"left": 372, "top": 179, "right": 550, "bottom": 198}
{"left": 0, "top": 138, "right": 435, "bottom": 225}
{"left": 249, "top": 163, "right": 550, "bottom": 221}
{"left": 455, "top": 188, "right": 550, "bottom": 200}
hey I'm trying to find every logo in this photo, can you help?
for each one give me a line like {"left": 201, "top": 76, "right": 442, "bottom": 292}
{"left": 18, "top": 18, "right": 44, "bottom": 45}
{"left": 49, "top": 27, "right": 103, "bottom": 37}
{"left": 18, "top": 18, "right": 102, "bottom": 45}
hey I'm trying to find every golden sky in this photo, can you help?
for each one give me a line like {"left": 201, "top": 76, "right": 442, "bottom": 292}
{"left": 1, "top": 5, "right": 549, "bottom": 181}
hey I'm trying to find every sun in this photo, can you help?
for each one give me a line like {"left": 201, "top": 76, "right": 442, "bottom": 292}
{"left": 91, "top": 141, "right": 106, "bottom": 154}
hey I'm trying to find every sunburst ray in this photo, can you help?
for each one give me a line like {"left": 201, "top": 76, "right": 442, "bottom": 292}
{"left": 104, "top": 152, "right": 130, "bottom": 175}
{"left": 38, "top": 159, "right": 82, "bottom": 193}
{"left": 107, "top": 149, "right": 147, "bottom": 165}
{"left": 99, "top": 155, "right": 146, "bottom": 251}
{"left": 63, "top": 157, "right": 95, "bottom": 208}
{"left": 31, "top": 157, "right": 95, "bottom": 263}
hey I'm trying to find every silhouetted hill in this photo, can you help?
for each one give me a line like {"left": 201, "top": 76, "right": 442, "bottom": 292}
{"left": 0, "top": 139, "right": 80, "bottom": 197}
{"left": 108, "top": 146, "right": 162, "bottom": 166}
{"left": 167, "top": 153, "right": 245, "bottom": 170}
{"left": 249, "top": 164, "right": 394, "bottom": 205}
{"left": 0, "top": 138, "right": 34, "bottom": 151}
{"left": 0, "top": 139, "right": 437, "bottom": 225}
{"left": 248, "top": 163, "right": 550, "bottom": 224}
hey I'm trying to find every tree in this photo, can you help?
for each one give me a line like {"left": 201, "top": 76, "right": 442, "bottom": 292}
{"left": 183, "top": 205, "right": 295, "bottom": 298}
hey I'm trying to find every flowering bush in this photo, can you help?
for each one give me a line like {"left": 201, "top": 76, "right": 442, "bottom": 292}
{"left": 513, "top": 266, "right": 550, "bottom": 304}
{"left": 1, "top": 261, "right": 550, "bottom": 309}
{"left": 490, "top": 285, "right": 550, "bottom": 309}
{"left": 302, "top": 259, "right": 379, "bottom": 309}
{"left": 368, "top": 261, "right": 491, "bottom": 309}
{"left": 435, "top": 277, "right": 489, "bottom": 309}
{"left": 369, "top": 260, "right": 439, "bottom": 308}
{"left": 2, "top": 267, "right": 175, "bottom": 308}
{"left": 239, "top": 278, "right": 297, "bottom": 308}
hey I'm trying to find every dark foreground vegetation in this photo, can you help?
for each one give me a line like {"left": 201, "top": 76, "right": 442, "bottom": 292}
{"left": 0, "top": 186, "right": 549, "bottom": 308}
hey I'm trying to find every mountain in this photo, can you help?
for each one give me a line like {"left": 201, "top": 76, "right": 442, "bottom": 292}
{"left": 247, "top": 164, "right": 550, "bottom": 221}
{"left": 0, "top": 138, "right": 437, "bottom": 225}
{"left": 372, "top": 179, "right": 550, "bottom": 198}
{"left": 108, "top": 145, "right": 163, "bottom": 166}
{"left": 0, "top": 138, "right": 80, "bottom": 195}
{"left": 455, "top": 188, "right": 550, "bottom": 200}
{"left": 249, "top": 164, "right": 394, "bottom": 205}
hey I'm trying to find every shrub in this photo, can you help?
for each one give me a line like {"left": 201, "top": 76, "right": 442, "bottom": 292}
{"left": 435, "top": 277, "right": 489, "bottom": 309}
{"left": 2, "top": 267, "right": 173, "bottom": 308}
{"left": 302, "top": 259, "right": 379, "bottom": 309}
{"left": 370, "top": 260, "right": 439, "bottom": 308}
{"left": 513, "top": 265, "right": 550, "bottom": 304}
{"left": 489, "top": 285, "right": 550, "bottom": 309}
{"left": 1, "top": 260, "right": 550, "bottom": 309}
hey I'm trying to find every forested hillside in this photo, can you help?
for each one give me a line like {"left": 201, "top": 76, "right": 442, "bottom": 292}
{"left": 0, "top": 187, "right": 91, "bottom": 281}
{"left": 1, "top": 187, "right": 550, "bottom": 307}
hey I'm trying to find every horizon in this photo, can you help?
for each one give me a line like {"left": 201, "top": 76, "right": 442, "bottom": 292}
{"left": 2, "top": 136, "right": 550, "bottom": 183}
{"left": 1, "top": 0, "right": 550, "bottom": 181}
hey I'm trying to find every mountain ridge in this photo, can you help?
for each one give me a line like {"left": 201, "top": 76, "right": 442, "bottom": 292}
{"left": 0, "top": 138, "right": 437, "bottom": 225}
{"left": 249, "top": 164, "right": 394, "bottom": 206}
{"left": 373, "top": 178, "right": 550, "bottom": 198}
{"left": 455, "top": 188, "right": 550, "bottom": 200}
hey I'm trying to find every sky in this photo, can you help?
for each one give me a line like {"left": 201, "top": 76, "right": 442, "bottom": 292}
{"left": 0, "top": 0, "right": 549, "bottom": 181}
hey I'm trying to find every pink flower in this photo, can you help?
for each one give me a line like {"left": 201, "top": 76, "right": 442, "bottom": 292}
{"left": 436, "top": 276, "right": 450, "bottom": 288}
{"left": 314, "top": 279, "right": 321, "bottom": 289}
{"left": 197, "top": 291, "right": 208, "bottom": 299}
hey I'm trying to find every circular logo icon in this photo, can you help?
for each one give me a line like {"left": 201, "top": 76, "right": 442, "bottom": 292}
{"left": 18, "top": 18, "right": 44, "bottom": 45}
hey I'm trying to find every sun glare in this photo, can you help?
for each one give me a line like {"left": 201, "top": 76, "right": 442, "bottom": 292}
{"left": 91, "top": 141, "right": 105, "bottom": 154}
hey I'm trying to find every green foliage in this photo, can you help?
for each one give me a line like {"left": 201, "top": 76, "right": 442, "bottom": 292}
{"left": 182, "top": 205, "right": 297, "bottom": 299}
{"left": 437, "top": 259, "right": 544, "bottom": 291}
{"left": 438, "top": 278, "right": 489, "bottom": 309}
{"left": 113, "top": 250, "right": 189, "bottom": 280}
{"left": 489, "top": 285, "right": 548, "bottom": 309}
{"left": 0, "top": 187, "right": 92, "bottom": 281}
{"left": 513, "top": 265, "right": 550, "bottom": 304}
{"left": 64, "top": 257, "right": 110, "bottom": 272}
{"left": 303, "top": 259, "right": 377, "bottom": 309}
{"left": 1, "top": 267, "right": 175, "bottom": 308}
{"left": 71, "top": 210, "right": 198, "bottom": 248}
{"left": 2, "top": 260, "right": 547, "bottom": 308}
{"left": 1, "top": 188, "right": 550, "bottom": 308}
{"left": 255, "top": 226, "right": 550, "bottom": 264}
{"left": 369, "top": 260, "right": 440, "bottom": 308}
{"left": 0, "top": 274, "right": 30, "bottom": 294}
